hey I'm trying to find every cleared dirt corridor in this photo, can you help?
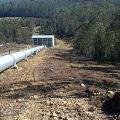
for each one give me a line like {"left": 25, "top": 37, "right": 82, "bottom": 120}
{"left": 1, "top": 40, "right": 119, "bottom": 120}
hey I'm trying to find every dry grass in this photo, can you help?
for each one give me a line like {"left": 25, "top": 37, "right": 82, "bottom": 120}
{"left": 0, "top": 43, "right": 31, "bottom": 56}
{"left": 0, "top": 39, "right": 120, "bottom": 120}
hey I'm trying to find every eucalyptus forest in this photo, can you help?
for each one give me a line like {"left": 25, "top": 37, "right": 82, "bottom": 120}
{"left": 0, "top": 0, "right": 120, "bottom": 62}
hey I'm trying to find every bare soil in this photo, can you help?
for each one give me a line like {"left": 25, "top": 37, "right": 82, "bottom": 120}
{"left": 0, "top": 43, "right": 31, "bottom": 56}
{"left": 0, "top": 40, "right": 120, "bottom": 120}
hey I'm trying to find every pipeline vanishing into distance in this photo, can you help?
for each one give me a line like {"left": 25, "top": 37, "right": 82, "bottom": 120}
{"left": 0, "top": 46, "right": 44, "bottom": 73}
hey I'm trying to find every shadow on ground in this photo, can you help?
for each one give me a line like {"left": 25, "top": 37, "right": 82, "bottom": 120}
{"left": 54, "top": 48, "right": 120, "bottom": 81}
{"left": 102, "top": 92, "right": 120, "bottom": 116}
{"left": 54, "top": 48, "right": 95, "bottom": 64}
{"left": 1, "top": 78, "right": 119, "bottom": 101}
{"left": 1, "top": 48, "right": 119, "bottom": 100}
{"left": 0, "top": 78, "right": 94, "bottom": 100}
{"left": 1, "top": 46, "right": 120, "bottom": 117}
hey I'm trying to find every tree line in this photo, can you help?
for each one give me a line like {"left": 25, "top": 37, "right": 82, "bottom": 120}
{"left": 0, "top": 0, "right": 120, "bottom": 62}
{"left": 0, "top": 18, "right": 34, "bottom": 44}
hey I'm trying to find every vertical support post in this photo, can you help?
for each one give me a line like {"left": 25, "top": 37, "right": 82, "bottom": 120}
{"left": 9, "top": 50, "right": 10, "bottom": 54}
{"left": 37, "top": 38, "right": 38, "bottom": 45}
{"left": 52, "top": 36, "right": 54, "bottom": 47}
{"left": 10, "top": 54, "right": 18, "bottom": 69}
{"left": 47, "top": 38, "right": 48, "bottom": 47}
{"left": 42, "top": 38, "right": 43, "bottom": 46}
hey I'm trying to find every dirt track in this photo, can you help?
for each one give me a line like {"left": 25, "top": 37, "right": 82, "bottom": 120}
{"left": 0, "top": 40, "right": 120, "bottom": 120}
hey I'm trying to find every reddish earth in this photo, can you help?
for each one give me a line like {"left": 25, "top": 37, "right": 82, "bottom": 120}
{"left": 0, "top": 40, "right": 120, "bottom": 120}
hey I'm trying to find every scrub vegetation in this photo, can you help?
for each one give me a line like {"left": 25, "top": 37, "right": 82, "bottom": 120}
{"left": 0, "top": 0, "right": 120, "bottom": 62}
{"left": 0, "top": 0, "right": 120, "bottom": 120}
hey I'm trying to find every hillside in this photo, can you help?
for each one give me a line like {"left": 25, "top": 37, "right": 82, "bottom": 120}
{"left": 0, "top": 40, "right": 120, "bottom": 120}
{"left": 0, "top": 0, "right": 120, "bottom": 118}
{"left": 0, "top": 0, "right": 120, "bottom": 62}
{"left": 0, "top": 0, "right": 17, "bottom": 2}
{"left": 0, "top": 0, "right": 120, "bottom": 17}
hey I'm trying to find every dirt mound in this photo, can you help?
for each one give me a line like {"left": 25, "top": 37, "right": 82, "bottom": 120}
{"left": 102, "top": 91, "right": 120, "bottom": 115}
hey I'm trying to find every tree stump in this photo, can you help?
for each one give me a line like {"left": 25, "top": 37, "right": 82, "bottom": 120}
{"left": 102, "top": 91, "right": 120, "bottom": 115}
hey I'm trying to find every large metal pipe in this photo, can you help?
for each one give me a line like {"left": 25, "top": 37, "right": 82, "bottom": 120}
{"left": 0, "top": 46, "right": 44, "bottom": 72}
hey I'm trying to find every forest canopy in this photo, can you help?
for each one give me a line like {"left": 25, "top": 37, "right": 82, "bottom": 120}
{"left": 0, "top": 0, "right": 120, "bottom": 62}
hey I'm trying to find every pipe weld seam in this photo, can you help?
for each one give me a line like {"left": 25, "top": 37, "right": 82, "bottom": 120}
{"left": 10, "top": 54, "right": 16, "bottom": 65}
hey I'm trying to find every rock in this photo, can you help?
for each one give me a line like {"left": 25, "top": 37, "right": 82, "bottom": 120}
{"left": 33, "top": 95, "right": 39, "bottom": 99}
{"left": 12, "top": 64, "right": 18, "bottom": 69}
{"left": 16, "top": 98, "right": 25, "bottom": 102}
{"left": 107, "top": 91, "right": 114, "bottom": 96}
{"left": 88, "top": 106, "right": 96, "bottom": 112}
{"left": 85, "top": 88, "right": 94, "bottom": 97}
{"left": 53, "top": 112, "right": 57, "bottom": 117}
{"left": 81, "top": 83, "right": 86, "bottom": 87}
{"left": 10, "top": 88, "right": 14, "bottom": 91}
{"left": 30, "top": 95, "right": 39, "bottom": 99}
{"left": 102, "top": 91, "right": 120, "bottom": 115}
{"left": 63, "top": 117, "right": 68, "bottom": 120}
{"left": 50, "top": 68, "right": 54, "bottom": 72}
{"left": 0, "top": 44, "right": 3, "bottom": 47}
{"left": 56, "top": 111, "right": 60, "bottom": 114}
{"left": 85, "top": 111, "right": 93, "bottom": 116}
{"left": 59, "top": 116, "right": 62, "bottom": 119}
{"left": 117, "top": 115, "right": 120, "bottom": 120}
